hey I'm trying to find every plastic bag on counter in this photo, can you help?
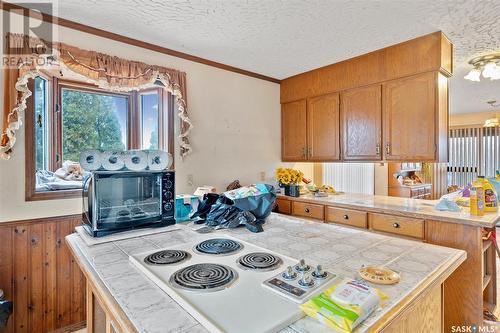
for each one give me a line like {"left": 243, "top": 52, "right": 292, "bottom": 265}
{"left": 190, "top": 184, "right": 276, "bottom": 233}
{"left": 228, "top": 184, "right": 276, "bottom": 222}
{"left": 301, "top": 278, "right": 387, "bottom": 333}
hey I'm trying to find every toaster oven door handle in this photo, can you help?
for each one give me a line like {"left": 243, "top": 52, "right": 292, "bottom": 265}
{"left": 82, "top": 176, "right": 93, "bottom": 224}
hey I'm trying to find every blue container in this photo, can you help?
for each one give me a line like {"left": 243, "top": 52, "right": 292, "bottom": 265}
{"left": 175, "top": 195, "right": 200, "bottom": 222}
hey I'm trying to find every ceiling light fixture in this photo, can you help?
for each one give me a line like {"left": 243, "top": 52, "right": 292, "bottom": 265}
{"left": 464, "top": 54, "right": 500, "bottom": 82}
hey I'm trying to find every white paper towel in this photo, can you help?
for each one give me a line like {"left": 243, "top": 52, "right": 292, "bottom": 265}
{"left": 101, "top": 151, "right": 125, "bottom": 171}
{"left": 80, "top": 150, "right": 102, "bottom": 171}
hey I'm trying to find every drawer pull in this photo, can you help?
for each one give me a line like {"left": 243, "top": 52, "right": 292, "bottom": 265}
{"left": 392, "top": 223, "right": 400, "bottom": 229}
{"left": 305, "top": 208, "right": 310, "bottom": 213}
{"left": 343, "top": 215, "right": 349, "bottom": 220}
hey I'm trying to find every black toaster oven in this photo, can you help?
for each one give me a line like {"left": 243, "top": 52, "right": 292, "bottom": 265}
{"left": 82, "top": 170, "right": 175, "bottom": 237}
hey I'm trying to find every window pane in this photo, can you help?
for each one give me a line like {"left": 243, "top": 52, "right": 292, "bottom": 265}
{"left": 141, "top": 92, "right": 159, "bottom": 150}
{"left": 34, "top": 77, "right": 49, "bottom": 170}
{"left": 62, "top": 89, "right": 128, "bottom": 162}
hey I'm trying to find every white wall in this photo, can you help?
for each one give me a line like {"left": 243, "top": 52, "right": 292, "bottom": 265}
{"left": 0, "top": 11, "right": 287, "bottom": 222}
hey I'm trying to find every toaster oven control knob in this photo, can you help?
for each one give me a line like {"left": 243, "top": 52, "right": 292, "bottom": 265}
{"left": 295, "top": 259, "right": 310, "bottom": 272}
{"left": 312, "top": 265, "right": 327, "bottom": 279}
{"left": 164, "top": 203, "right": 173, "bottom": 211}
{"left": 164, "top": 191, "right": 173, "bottom": 199}
{"left": 282, "top": 266, "right": 297, "bottom": 280}
{"left": 165, "top": 180, "right": 173, "bottom": 189}
{"left": 298, "top": 272, "right": 314, "bottom": 288}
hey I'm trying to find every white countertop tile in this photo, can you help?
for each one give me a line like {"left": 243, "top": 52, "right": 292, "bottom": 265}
{"left": 67, "top": 213, "right": 466, "bottom": 333}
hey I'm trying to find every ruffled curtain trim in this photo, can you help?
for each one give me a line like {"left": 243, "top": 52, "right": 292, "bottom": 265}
{"left": 1, "top": 33, "right": 192, "bottom": 160}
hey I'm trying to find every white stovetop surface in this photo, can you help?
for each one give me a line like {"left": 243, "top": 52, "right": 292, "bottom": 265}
{"left": 129, "top": 234, "right": 317, "bottom": 333}
{"left": 67, "top": 213, "right": 465, "bottom": 333}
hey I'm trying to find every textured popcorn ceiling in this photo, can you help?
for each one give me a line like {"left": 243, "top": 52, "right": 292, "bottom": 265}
{"left": 40, "top": 0, "right": 500, "bottom": 114}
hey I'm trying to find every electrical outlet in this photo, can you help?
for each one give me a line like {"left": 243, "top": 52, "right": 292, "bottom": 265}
{"left": 187, "top": 174, "right": 194, "bottom": 186}
{"left": 260, "top": 171, "right": 266, "bottom": 181}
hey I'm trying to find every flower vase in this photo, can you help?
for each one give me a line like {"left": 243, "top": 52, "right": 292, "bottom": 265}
{"left": 284, "top": 184, "right": 300, "bottom": 197}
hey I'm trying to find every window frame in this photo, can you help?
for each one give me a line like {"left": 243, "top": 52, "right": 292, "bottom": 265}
{"left": 25, "top": 76, "right": 174, "bottom": 201}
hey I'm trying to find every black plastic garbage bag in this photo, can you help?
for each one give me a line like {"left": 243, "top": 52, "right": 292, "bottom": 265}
{"left": 205, "top": 203, "right": 240, "bottom": 227}
{"left": 190, "top": 184, "right": 276, "bottom": 233}
{"left": 190, "top": 193, "right": 220, "bottom": 221}
{"left": 229, "top": 184, "right": 276, "bottom": 223}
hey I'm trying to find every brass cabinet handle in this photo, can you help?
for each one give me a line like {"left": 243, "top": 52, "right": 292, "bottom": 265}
{"left": 386, "top": 143, "right": 391, "bottom": 155}
{"left": 375, "top": 144, "right": 380, "bottom": 155}
{"left": 392, "top": 222, "right": 400, "bottom": 229}
{"left": 305, "top": 208, "right": 310, "bottom": 213}
{"left": 308, "top": 147, "right": 312, "bottom": 159}
{"left": 301, "top": 147, "right": 306, "bottom": 158}
{"left": 343, "top": 214, "right": 349, "bottom": 220}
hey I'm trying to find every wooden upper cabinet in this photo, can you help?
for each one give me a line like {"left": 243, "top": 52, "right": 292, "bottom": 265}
{"left": 383, "top": 72, "right": 438, "bottom": 161}
{"left": 281, "top": 100, "right": 307, "bottom": 161}
{"left": 341, "top": 85, "right": 382, "bottom": 160}
{"left": 280, "top": 32, "right": 451, "bottom": 163}
{"left": 307, "top": 93, "right": 340, "bottom": 161}
{"left": 281, "top": 32, "right": 452, "bottom": 104}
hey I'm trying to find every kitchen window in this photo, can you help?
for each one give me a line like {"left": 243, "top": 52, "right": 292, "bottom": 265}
{"left": 25, "top": 76, "right": 174, "bottom": 201}
{"left": 448, "top": 126, "right": 500, "bottom": 187}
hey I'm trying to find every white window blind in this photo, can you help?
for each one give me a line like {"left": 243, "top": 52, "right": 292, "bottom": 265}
{"left": 448, "top": 126, "right": 500, "bottom": 187}
{"left": 323, "top": 163, "right": 375, "bottom": 194}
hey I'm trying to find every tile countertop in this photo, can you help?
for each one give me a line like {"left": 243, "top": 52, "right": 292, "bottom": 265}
{"left": 278, "top": 193, "right": 500, "bottom": 228}
{"left": 66, "top": 213, "right": 465, "bottom": 333}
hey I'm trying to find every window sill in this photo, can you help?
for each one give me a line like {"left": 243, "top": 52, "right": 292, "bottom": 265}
{"left": 26, "top": 189, "right": 82, "bottom": 201}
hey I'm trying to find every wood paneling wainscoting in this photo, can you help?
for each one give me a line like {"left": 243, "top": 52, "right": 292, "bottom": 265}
{"left": 0, "top": 215, "right": 85, "bottom": 333}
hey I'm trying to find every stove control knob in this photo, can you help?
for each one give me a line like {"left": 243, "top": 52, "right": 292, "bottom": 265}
{"left": 282, "top": 266, "right": 297, "bottom": 280}
{"left": 295, "top": 259, "right": 311, "bottom": 272}
{"left": 298, "top": 272, "right": 314, "bottom": 288}
{"left": 312, "top": 265, "right": 327, "bottom": 279}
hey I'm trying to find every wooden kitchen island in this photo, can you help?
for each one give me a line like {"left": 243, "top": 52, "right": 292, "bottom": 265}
{"left": 275, "top": 193, "right": 500, "bottom": 331}
{"left": 66, "top": 213, "right": 465, "bottom": 333}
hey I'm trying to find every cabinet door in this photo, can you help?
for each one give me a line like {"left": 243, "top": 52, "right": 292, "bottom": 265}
{"left": 341, "top": 85, "right": 382, "bottom": 160}
{"left": 383, "top": 72, "right": 437, "bottom": 161}
{"left": 281, "top": 100, "right": 307, "bottom": 161}
{"left": 307, "top": 93, "right": 340, "bottom": 161}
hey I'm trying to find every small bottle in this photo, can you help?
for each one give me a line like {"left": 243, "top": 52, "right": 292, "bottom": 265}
{"left": 470, "top": 186, "right": 485, "bottom": 216}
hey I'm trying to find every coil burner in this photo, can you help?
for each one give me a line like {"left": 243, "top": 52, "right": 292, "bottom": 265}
{"left": 195, "top": 238, "right": 243, "bottom": 255}
{"left": 144, "top": 250, "right": 191, "bottom": 265}
{"left": 237, "top": 252, "right": 283, "bottom": 271}
{"left": 169, "top": 263, "right": 238, "bottom": 292}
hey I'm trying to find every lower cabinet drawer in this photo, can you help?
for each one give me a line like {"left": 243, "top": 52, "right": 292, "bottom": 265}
{"left": 292, "top": 202, "right": 324, "bottom": 220}
{"left": 369, "top": 213, "right": 424, "bottom": 239}
{"left": 326, "top": 207, "right": 367, "bottom": 229}
{"left": 275, "top": 198, "right": 291, "bottom": 215}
